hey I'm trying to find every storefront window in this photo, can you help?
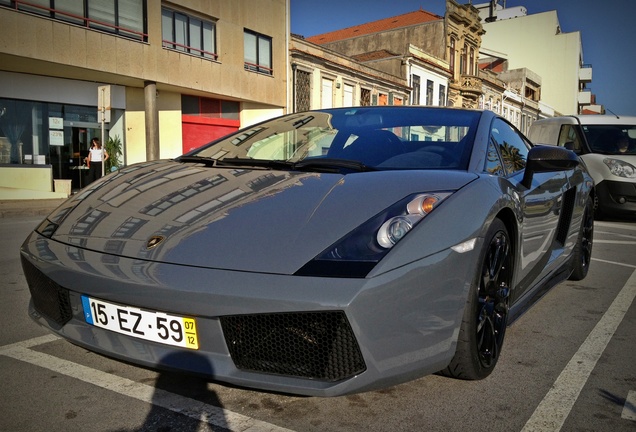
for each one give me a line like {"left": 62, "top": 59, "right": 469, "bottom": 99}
{"left": 0, "top": 98, "right": 103, "bottom": 187}
{"left": 0, "top": 99, "right": 45, "bottom": 164}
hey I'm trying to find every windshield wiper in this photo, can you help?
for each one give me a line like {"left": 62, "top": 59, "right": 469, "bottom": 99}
{"left": 178, "top": 156, "right": 375, "bottom": 173}
{"left": 215, "top": 158, "right": 295, "bottom": 170}
{"left": 176, "top": 155, "right": 218, "bottom": 166}
{"left": 293, "top": 158, "right": 377, "bottom": 173}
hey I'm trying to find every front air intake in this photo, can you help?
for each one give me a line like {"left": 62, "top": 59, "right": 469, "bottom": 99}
{"left": 221, "top": 311, "right": 366, "bottom": 382}
{"left": 21, "top": 256, "right": 72, "bottom": 326}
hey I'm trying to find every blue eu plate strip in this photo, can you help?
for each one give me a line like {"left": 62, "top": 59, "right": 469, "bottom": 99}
{"left": 81, "top": 295, "right": 94, "bottom": 325}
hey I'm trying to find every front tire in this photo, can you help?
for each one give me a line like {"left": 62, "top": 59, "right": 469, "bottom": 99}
{"left": 569, "top": 196, "right": 594, "bottom": 281}
{"left": 441, "top": 219, "right": 512, "bottom": 380}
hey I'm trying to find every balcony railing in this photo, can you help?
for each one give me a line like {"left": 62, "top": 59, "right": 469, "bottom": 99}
{"left": 579, "top": 65, "right": 592, "bottom": 83}
{"left": 458, "top": 75, "right": 482, "bottom": 96}
{"left": 162, "top": 40, "right": 218, "bottom": 60}
{"left": 244, "top": 61, "right": 273, "bottom": 76}
{"left": 578, "top": 90, "right": 592, "bottom": 105}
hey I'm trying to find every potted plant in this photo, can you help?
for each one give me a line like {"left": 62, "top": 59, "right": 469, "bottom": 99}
{"left": 105, "top": 135, "right": 123, "bottom": 172}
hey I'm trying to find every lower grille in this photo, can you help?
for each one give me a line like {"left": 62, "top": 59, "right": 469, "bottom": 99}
{"left": 21, "top": 256, "right": 72, "bottom": 326}
{"left": 221, "top": 311, "right": 366, "bottom": 382}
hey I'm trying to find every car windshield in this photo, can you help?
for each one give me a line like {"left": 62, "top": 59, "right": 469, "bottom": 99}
{"left": 185, "top": 107, "right": 481, "bottom": 171}
{"left": 582, "top": 124, "right": 636, "bottom": 155}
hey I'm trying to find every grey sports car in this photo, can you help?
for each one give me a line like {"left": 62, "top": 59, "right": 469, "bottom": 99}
{"left": 21, "top": 107, "right": 594, "bottom": 396}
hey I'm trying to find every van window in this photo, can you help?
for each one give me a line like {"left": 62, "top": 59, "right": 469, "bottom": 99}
{"left": 581, "top": 125, "right": 636, "bottom": 155}
{"left": 557, "top": 125, "right": 584, "bottom": 152}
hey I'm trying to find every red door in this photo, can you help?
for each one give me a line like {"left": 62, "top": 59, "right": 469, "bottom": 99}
{"left": 181, "top": 115, "right": 240, "bottom": 154}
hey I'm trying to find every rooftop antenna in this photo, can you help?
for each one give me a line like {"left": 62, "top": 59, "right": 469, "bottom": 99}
{"left": 486, "top": 0, "right": 498, "bottom": 22}
{"left": 605, "top": 107, "right": 620, "bottom": 119}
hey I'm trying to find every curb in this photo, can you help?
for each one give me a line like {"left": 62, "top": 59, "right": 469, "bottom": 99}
{"left": 0, "top": 199, "right": 66, "bottom": 219}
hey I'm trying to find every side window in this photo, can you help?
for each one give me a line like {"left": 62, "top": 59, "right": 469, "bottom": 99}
{"left": 491, "top": 118, "right": 529, "bottom": 175}
{"left": 485, "top": 139, "right": 505, "bottom": 176}
{"left": 557, "top": 125, "right": 583, "bottom": 152}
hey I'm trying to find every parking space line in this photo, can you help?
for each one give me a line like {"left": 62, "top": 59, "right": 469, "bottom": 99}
{"left": 0, "top": 335, "right": 294, "bottom": 432}
{"left": 593, "top": 240, "right": 636, "bottom": 245}
{"left": 623, "top": 391, "right": 636, "bottom": 421}
{"left": 594, "top": 222, "right": 636, "bottom": 232}
{"left": 592, "top": 258, "right": 636, "bottom": 269}
{"left": 0, "top": 334, "right": 59, "bottom": 352}
{"left": 521, "top": 269, "right": 636, "bottom": 432}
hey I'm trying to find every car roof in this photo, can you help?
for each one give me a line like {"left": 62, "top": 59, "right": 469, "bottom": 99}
{"left": 568, "top": 115, "right": 636, "bottom": 125}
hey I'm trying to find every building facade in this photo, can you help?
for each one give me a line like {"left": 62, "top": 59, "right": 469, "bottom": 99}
{"left": 290, "top": 35, "right": 410, "bottom": 111}
{"left": 478, "top": 59, "right": 543, "bottom": 136}
{"left": 305, "top": 1, "right": 484, "bottom": 110}
{"left": 476, "top": 2, "right": 596, "bottom": 116}
{"left": 445, "top": 0, "right": 485, "bottom": 109}
{"left": 0, "top": 0, "right": 288, "bottom": 198}
{"left": 405, "top": 45, "right": 451, "bottom": 107}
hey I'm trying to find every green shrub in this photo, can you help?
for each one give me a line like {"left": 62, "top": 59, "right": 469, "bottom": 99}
{"left": 105, "top": 135, "right": 123, "bottom": 172}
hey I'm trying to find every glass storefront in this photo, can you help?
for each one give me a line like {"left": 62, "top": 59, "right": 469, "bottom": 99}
{"left": 0, "top": 97, "right": 106, "bottom": 189}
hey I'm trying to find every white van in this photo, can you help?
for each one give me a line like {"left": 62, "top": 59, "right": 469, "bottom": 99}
{"left": 528, "top": 115, "right": 636, "bottom": 219}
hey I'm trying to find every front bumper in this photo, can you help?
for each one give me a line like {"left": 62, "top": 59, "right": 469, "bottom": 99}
{"left": 595, "top": 180, "right": 636, "bottom": 217}
{"left": 21, "top": 230, "right": 480, "bottom": 396}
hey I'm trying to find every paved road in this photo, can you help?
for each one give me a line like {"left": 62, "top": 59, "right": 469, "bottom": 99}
{"left": 1, "top": 216, "right": 635, "bottom": 431}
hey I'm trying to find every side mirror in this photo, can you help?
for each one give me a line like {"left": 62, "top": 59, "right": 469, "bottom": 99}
{"left": 563, "top": 141, "right": 583, "bottom": 155}
{"left": 563, "top": 141, "right": 580, "bottom": 153}
{"left": 521, "top": 145, "right": 579, "bottom": 188}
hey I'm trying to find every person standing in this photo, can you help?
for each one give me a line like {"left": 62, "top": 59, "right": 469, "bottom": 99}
{"left": 85, "top": 137, "right": 109, "bottom": 184}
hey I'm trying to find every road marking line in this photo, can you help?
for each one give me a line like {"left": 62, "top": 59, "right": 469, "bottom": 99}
{"left": 0, "top": 336, "right": 293, "bottom": 432}
{"left": 594, "top": 222, "right": 636, "bottom": 231}
{"left": 521, "top": 269, "right": 636, "bottom": 432}
{"left": 593, "top": 240, "right": 636, "bottom": 245}
{"left": 591, "top": 258, "right": 636, "bottom": 269}
{"left": 624, "top": 391, "right": 636, "bottom": 421}
{"left": 0, "top": 334, "right": 59, "bottom": 352}
{"left": 594, "top": 230, "right": 636, "bottom": 239}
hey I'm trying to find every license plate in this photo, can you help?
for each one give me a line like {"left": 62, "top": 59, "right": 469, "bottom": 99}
{"left": 81, "top": 295, "right": 198, "bottom": 350}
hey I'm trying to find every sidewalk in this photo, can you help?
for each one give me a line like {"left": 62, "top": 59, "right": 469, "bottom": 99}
{"left": 0, "top": 198, "right": 66, "bottom": 219}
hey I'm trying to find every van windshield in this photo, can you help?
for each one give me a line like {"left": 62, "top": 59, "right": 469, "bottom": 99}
{"left": 582, "top": 125, "right": 636, "bottom": 155}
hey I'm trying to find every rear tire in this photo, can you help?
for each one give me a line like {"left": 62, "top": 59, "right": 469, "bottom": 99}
{"left": 441, "top": 219, "right": 512, "bottom": 380}
{"left": 569, "top": 196, "right": 594, "bottom": 281}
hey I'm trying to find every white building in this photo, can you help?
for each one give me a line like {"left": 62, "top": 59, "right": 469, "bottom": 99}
{"left": 476, "top": 3, "right": 593, "bottom": 116}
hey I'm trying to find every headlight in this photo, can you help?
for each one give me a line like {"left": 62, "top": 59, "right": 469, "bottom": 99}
{"left": 295, "top": 192, "right": 452, "bottom": 277}
{"left": 377, "top": 215, "right": 421, "bottom": 248}
{"left": 377, "top": 194, "right": 449, "bottom": 248}
{"left": 603, "top": 158, "right": 636, "bottom": 178}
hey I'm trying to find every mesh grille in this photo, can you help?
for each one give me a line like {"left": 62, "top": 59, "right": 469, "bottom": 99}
{"left": 221, "top": 311, "right": 366, "bottom": 382}
{"left": 21, "top": 256, "right": 72, "bottom": 326}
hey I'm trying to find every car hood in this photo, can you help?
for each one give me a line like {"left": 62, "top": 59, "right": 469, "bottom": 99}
{"left": 44, "top": 160, "right": 478, "bottom": 274}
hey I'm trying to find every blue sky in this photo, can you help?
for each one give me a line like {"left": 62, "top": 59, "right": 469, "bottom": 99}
{"left": 290, "top": 0, "right": 636, "bottom": 117}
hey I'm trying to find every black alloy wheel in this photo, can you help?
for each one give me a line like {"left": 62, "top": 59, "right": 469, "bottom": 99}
{"left": 569, "top": 196, "right": 594, "bottom": 281}
{"left": 441, "top": 218, "right": 512, "bottom": 380}
{"left": 476, "top": 225, "right": 512, "bottom": 369}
